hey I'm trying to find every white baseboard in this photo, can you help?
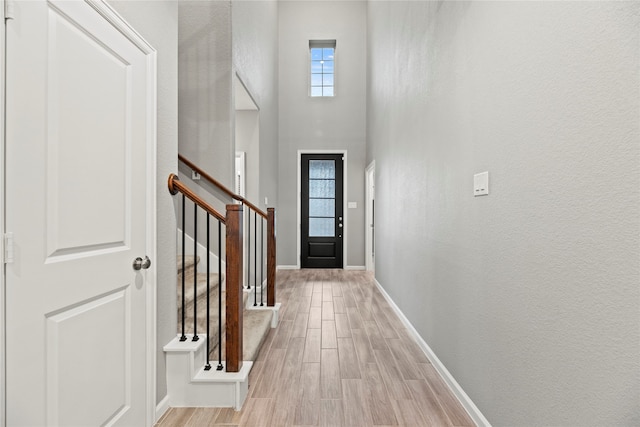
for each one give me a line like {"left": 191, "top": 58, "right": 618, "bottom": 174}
{"left": 155, "top": 394, "right": 170, "bottom": 423}
{"left": 277, "top": 265, "right": 366, "bottom": 271}
{"left": 373, "top": 278, "right": 491, "bottom": 427}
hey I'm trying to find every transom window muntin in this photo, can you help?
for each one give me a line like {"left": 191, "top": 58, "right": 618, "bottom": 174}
{"left": 310, "top": 40, "right": 336, "bottom": 97}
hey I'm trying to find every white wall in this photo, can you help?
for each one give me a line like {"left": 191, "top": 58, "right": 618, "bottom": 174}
{"left": 278, "top": 0, "right": 367, "bottom": 267}
{"left": 367, "top": 1, "right": 640, "bottom": 425}
{"left": 107, "top": 0, "right": 178, "bottom": 407}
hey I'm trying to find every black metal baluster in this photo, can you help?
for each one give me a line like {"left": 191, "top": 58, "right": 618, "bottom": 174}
{"left": 253, "top": 210, "right": 257, "bottom": 306}
{"left": 261, "top": 216, "right": 264, "bottom": 306}
{"left": 217, "top": 220, "right": 223, "bottom": 371}
{"left": 180, "top": 195, "right": 187, "bottom": 341}
{"left": 247, "top": 204, "right": 251, "bottom": 290}
{"left": 204, "top": 214, "right": 211, "bottom": 370}
{"left": 193, "top": 205, "right": 199, "bottom": 341}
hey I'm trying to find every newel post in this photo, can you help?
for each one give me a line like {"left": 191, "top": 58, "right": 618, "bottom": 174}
{"left": 225, "top": 204, "right": 243, "bottom": 372}
{"left": 267, "top": 208, "right": 276, "bottom": 307}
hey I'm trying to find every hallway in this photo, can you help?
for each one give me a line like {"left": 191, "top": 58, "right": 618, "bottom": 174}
{"left": 156, "top": 269, "right": 474, "bottom": 426}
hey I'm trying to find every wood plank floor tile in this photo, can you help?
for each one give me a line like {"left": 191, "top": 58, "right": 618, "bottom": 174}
{"left": 308, "top": 306, "right": 322, "bottom": 329}
{"left": 156, "top": 408, "right": 196, "bottom": 426}
{"left": 335, "top": 313, "right": 352, "bottom": 338}
{"left": 387, "top": 338, "right": 423, "bottom": 380}
{"left": 346, "top": 306, "right": 364, "bottom": 330}
{"left": 333, "top": 296, "right": 346, "bottom": 314}
{"left": 271, "top": 395, "right": 296, "bottom": 427}
{"left": 390, "top": 398, "right": 428, "bottom": 427}
{"left": 332, "top": 282, "right": 343, "bottom": 296}
{"left": 254, "top": 327, "right": 276, "bottom": 362}
{"left": 239, "top": 398, "right": 275, "bottom": 427}
{"left": 183, "top": 408, "right": 220, "bottom": 427}
{"left": 321, "top": 320, "right": 338, "bottom": 349}
{"left": 322, "top": 300, "right": 335, "bottom": 320}
{"left": 364, "top": 320, "right": 388, "bottom": 350}
{"left": 322, "top": 283, "right": 333, "bottom": 301}
{"left": 303, "top": 328, "right": 322, "bottom": 363}
{"left": 396, "top": 329, "right": 431, "bottom": 364}
{"left": 271, "top": 319, "right": 293, "bottom": 349}
{"left": 363, "top": 363, "right": 398, "bottom": 426}
{"left": 311, "top": 291, "right": 323, "bottom": 307}
{"left": 291, "top": 312, "right": 309, "bottom": 338}
{"left": 406, "top": 379, "right": 451, "bottom": 426}
{"left": 251, "top": 348, "right": 286, "bottom": 398}
{"left": 320, "top": 348, "right": 342, "bottom": 399}
{"left": 373, "top": 348, "right": 412, "bottom": 400}
{"left": 337, "top": 337, "right": 361, "bottom": 379}
{"left": 294, "top": 363, "right": 321, "bottom": 426}
{"left": 417, "top": 363, "right": 475, "bottom": 426}
{"left": 277, "top": 337, "right": 305, "bottom": 397}
{"left": 359, "top": 303, "right": 374, "bottom": 321}
{"left": 342, "top": 289, "right": 357, "bottom": 308}
{"left": 351, "top": 328, "right": 376, "bottom": 364}
{"left": 214, "top": 407, "right": 243, "bottom": 425}
{"left": 375, "top": 313, "right": 399, "bottom": 339}
{"left": 298, "top": 295, "right": 312, "bottom": 313}
{"left": 342, "top": 379, "right": 372, "bottom": 427}
{"left": 320, "top": 399, "right": 345, "bottom": 427}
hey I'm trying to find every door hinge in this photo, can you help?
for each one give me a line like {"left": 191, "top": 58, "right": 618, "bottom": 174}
{"left": 4, "top": 232, "right": 14, "bottom": 264}
{"left": 5, "top": 0, "right": 15, "bottom": 20}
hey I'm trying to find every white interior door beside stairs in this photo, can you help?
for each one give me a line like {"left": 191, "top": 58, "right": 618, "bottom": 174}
{"left": 5, "top": 1, "right": 156, "bottom": 425}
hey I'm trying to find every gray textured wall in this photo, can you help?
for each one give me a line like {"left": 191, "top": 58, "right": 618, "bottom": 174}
{"left": 232, "top": 0, "right": 280, "bottom": 213}
{"left": 367, "top": 1, "right": 639, "bottom": 425}
{"left": 278, "top": 0, "right": 367, "bottom": 268}
{"left": 107, "top": 0, "right": 178, "bottom": 407}
{"left": 179, "top": 0, "right": 234, "bottom": 189}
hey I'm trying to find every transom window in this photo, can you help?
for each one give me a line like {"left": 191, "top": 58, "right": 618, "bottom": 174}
{"left": 310, "top": 40, "right": 335, "bottom": 97}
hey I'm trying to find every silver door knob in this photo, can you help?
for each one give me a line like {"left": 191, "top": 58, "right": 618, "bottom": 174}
{"left": 133, "top": 256, "right": 151, "bottom": 270}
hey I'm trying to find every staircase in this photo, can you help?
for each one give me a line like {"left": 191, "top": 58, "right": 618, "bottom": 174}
{"left": 176, "top": 255, "right": 274, "bottom": 362}
{"left": 164, "top": 253, "right": 278, "bottom": 409}
{"left": 164, "top": 156, "right": 279, "bottom": 410}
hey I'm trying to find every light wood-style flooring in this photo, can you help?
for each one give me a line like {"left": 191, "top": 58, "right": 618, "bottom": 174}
{"left": 156, "top": 269, "right": 475, "bottom": 427}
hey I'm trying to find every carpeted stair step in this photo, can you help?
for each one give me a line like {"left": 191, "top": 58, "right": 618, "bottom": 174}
{"left": 176, "top": 255, "right": 272, "bottom": 364}
{"left": 177, "top": 271, "right": 225, "bottom": 310}
{"left": 242, "top": 309, "right": 273, "bottom": 361}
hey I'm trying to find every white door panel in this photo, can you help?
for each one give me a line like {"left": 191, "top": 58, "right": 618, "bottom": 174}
{"left": 5, "top": 1, "right": 154, "bottom": 425}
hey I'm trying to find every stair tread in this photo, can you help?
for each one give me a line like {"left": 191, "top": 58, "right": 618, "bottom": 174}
{"left": 177, "top": 272, "right": 224, "bottom": 308}
{"left": 176, "top": 255, "right": 199, "bottom": 273}
{"left": 242, "top": 310, "right": 273, "bottom": 361}
{"left": 176, "top": 256, "right": 272, "bottom": 367}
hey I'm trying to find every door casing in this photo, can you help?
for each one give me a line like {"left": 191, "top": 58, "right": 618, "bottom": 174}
{"left": 0, "top": 1, "right": 158, "bottom": 425}
{"left": 365, "top": 161, "right": 375, "bottom": 273}
{"left": 297, "top": 149, "right": 348, "bottom": 269}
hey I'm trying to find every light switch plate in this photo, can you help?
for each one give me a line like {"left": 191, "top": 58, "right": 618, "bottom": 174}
{"left": 474, "top": 171, "right": 489, "bottom": 196}
{"left": 348, "top": 202, "right": 357, "bottom": 209}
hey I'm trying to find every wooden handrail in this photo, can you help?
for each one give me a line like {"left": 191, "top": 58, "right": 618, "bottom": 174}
{"left": 178, "top": 154, "right": 267, "bottom": 219}
{"left": 168, "top": 174, "right": 226, "bottom": 223}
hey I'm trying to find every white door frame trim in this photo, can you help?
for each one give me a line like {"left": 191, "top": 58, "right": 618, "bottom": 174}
{"left": 365, "top": 161, "right": 375, "bottom": 273}
{"left": 1, "top": 1, "right": 6, "bottom": 425}
{"left": 1, "top": 2, "right": 158, "bottom": 425}
{"left": 297, "top": 149, "right": 348, "bottom": 270}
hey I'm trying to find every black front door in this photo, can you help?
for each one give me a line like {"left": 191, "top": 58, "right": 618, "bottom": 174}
{"left": 301, "top": 154, "right": 344, "bottom": 268}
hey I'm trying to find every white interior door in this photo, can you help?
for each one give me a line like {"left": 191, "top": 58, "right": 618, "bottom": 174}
{"left": 5, "top": 1, "right": 155, "bottom": 425}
